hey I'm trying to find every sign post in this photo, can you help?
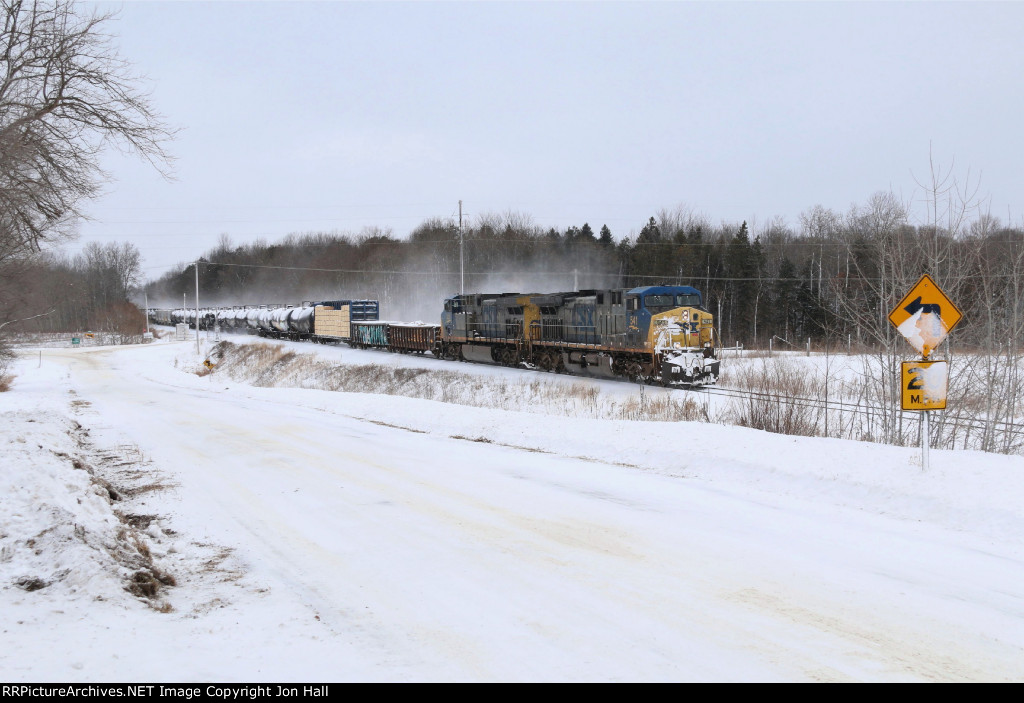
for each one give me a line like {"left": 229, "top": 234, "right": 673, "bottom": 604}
{"left": 888, "top": 275, "right": 962, "bottom": 470}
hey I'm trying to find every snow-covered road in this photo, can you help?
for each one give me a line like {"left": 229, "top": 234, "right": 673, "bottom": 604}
{"left": 4, "top": 341, "right": 1023, "bottom": 681}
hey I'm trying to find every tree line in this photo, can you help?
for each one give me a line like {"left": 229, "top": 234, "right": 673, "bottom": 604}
{"left": 138, "top": 199, "right": 1023, "bottom": 355}
{"left": 5, "top": 241, "right": 144, "bottom": 339}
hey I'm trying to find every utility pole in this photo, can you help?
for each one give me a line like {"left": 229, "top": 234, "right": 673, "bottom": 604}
{"left": 144, "top": 292, "right": 150, "bottom": 335}
{"left": 459, "top": 200, "right": 464, "bottom": 295}
{"left": 195, "top": 261, "right": 200, "bottom": 355}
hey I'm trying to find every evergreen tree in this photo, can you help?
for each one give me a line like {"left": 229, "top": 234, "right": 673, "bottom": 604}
{"left": 772, "top": 257, "right": 801, "bottom": 342}
{"left": 637, "top": 217, "right": 662, "bottom": 243}
{"left": 632, "top": 216, "right": 672, "bottom": 284}
{"left": 724, "top": 222, "right": 760, "bottom": 342}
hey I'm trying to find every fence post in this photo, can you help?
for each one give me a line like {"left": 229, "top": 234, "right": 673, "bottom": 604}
{"left": 807, "top": 337, "right": 811, "bottom": 356}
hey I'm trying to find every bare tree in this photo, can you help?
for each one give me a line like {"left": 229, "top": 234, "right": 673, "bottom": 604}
{"left": 0, "top": 0, "right": 173, "bottom": 266}
{"left": 78, "top": 240, "right": 140, "bottom": 308}
{"left": 0, "top": 0, "right": 171, "bottom": 350}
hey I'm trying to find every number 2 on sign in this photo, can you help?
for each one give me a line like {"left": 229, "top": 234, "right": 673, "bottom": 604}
{"left": 906, "top": 367, "right": 924, "bottom": 391}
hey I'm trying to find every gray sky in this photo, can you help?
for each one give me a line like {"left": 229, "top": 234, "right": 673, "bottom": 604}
{"left": 78, "top": 1, "right": 1024, "bottom": 277}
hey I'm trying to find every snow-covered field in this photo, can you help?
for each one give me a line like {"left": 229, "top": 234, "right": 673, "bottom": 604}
{"left": 1, "top": 337, "right": 1023, "bottom": 681}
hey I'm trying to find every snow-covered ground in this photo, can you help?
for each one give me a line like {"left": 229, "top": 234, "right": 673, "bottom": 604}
{"left": 1, "top": 337, "right": 1023, "bottom": 681}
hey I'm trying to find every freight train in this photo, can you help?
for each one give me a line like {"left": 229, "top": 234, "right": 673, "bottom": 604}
{"left": 150, "top": 285, "right": 720, "bottom": 386}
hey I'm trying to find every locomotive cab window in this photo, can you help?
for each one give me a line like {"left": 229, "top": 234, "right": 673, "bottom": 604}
{"left": 676, "top": 293, "right": 701, "bottom": 307}
{"left": 644, "top": 295, "right": 675, "bottom": 313}
{"left": 626, "top": 296, "right": 639, "bottom": 311}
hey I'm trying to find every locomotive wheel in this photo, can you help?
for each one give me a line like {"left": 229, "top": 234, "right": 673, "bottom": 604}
{"left": 626, "top": 361, "right": 643, "bottom": 382}
{"left": 446, "top": 343, "right": 463, "bottom": 361}
{"left": 554, "top": 352, "right": 566, "bottom": 373}
{"left": 612, "top": 356, "right": 626, "bottom": 376}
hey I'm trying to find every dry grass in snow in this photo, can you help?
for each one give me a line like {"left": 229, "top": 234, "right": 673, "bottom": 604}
{"left": 203, "top": 341, "right": 710, "bottom": 423}
{"left": 197, "top": 340, "right": 1024, "bottom": 455}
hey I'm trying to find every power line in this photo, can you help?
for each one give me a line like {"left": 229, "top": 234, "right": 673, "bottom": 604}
{"left": 91, "top": 214, "right": 445, "bottom": 225}
{"left": 150, "top": 259, "right": 1024, "bottom": 283}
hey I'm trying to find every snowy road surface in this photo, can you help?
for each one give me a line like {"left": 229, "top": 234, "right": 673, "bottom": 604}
{"left": 3, "top": 341, "right": 1023, "bottom": 681}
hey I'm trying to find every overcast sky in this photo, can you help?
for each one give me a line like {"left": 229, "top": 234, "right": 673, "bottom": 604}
{"left": 78, "top": 1, "right": 1024, "bottom": 277}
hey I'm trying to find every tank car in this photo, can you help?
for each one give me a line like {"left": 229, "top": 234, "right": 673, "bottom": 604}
{"left": 288, "top": 305, "right": 316, "bottom": 339}
{"left": 216, "top": 308, "right": 236, "bottom": 332}
{"left": 268, "top": 307, "right": 293, "bottom": 336}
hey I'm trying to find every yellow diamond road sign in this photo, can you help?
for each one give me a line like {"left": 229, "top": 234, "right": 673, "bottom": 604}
{"left": 888, "top": 275, "right": 962, "bottom": 357}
